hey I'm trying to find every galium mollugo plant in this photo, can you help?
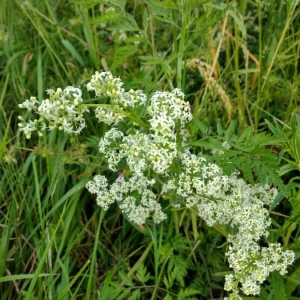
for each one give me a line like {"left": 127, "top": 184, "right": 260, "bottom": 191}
{"left": 18, "top": 71, "right": 295, "bottom": 299}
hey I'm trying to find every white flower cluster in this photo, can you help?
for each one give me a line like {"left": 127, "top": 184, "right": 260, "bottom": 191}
{"left": 86, "top": 173, "right": 166, "bottom": 225}
{"left": 98, "top": 129, "right": 177, "bottom": 174}
{"left": 87, "top": 71, "right": 147, "bottom": 125}
{"left": 18, "top": 86, "right": 89, "bottom": 138}
{"left": 96, "top": 87, "right": 193, "bottom": 175}
{"left": 224, "top": 238, "right": 295, "bottom": 297}
{"left": 161, "top": 150, "right": 295, "bottom": 298}
{"left": 86, "top": 79, "right": 193, "bottom": 226}
{"left": 20, "top": 71, "right": 294, "bottom": 299}
{"left": 147, "top": 89, "right": 192, "bottom": 137}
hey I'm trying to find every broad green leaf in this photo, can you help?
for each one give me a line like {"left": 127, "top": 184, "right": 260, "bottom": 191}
{"left": 271, "top": 272, "right": 285, "bottom": 300}
{"left": 270, "top": 192, "right": 285, "bottom": 210}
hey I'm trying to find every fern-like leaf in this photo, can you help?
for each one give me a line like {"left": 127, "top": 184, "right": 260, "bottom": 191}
{"left": 119, "top": 271, "right": 133, "bottom": 287}
{"left": 177, "top": 288, "right": 202, "bottom": 299}
{"left": 116, "top": 288, "right": 131, "bottom": 300}
{"left": 136, "top": 263, "right": 151, "bottom": 284}
{"left": 128, "top": 289, "right": 141, "bottom": 300}
{"left": 103, "top": 281, "right": 125, "bottom": 299}
{"left": 168, "top": 255, "right": 188, "bottom": 287}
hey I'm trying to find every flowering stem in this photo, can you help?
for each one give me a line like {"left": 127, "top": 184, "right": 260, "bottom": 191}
{"left": 82, "top": 103, "right": 149, "bottom": 128}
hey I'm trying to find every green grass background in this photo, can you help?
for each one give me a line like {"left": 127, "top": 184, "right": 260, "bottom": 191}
{"left": 1, "top": 0, "right": 300, "bottom": 299}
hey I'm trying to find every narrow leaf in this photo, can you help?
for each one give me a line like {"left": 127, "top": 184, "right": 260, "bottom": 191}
{"left": 62, "top": 39, "right": 84, "bottom": 66}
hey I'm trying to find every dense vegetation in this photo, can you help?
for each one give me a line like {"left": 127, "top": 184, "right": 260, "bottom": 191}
{"left": 1, "top": 0, "right": 300, "bottom": 299}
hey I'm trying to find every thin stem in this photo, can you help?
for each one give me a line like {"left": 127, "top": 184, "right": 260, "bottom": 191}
{"left": 176, "top": 2, "right": 190, "bottom": 89}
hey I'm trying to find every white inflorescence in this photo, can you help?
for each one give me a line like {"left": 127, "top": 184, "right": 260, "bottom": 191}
{"left": 20, "top": 71, "right": 294, "bottom": 299}
{"left": 87, "top": 71, "right": 147, "bottom": 125}
{"left": 85, "top": 72, "right": 295, "bottom": 298}
{"left": 86, "top": 173, "right": 166, "bottom": 225}
{"left": 161, "top": 150, "right": 294, "bottom": 298}
{"left": 18, "top": 87, "right": 89, "bottom": 138}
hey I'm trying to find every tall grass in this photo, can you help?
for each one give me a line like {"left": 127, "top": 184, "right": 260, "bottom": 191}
{"left": 1, "top": 0, "right": 300, "bottom": 299}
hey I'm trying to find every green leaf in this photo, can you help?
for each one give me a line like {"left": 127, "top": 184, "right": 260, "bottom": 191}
{"left": 151, "top": 0, "right": 180, "bottom": 9}
{"left": 279, "top": 163, "right": 299, "bottom": 177}
{"left": 125, "top": 36, "right": 147, "bottom": 45}
{"left": 160, "top": 243, "right": 173, "bottom": 258}
{"left": 236, "top": 126, "right": 254, "bottom": 146}
{"left": 100, "top": 269, "right": 115, "bottom": 300}
{"left": 168, "top": 255, "right": 188, "bottom": 287}
{"left": 285, "top": 265, "right": 300, "bottom": 296}
{"left": 227, "top": 9, "right": 246, "bottom": 37}
{"left": 178, "top": 288, "right": 201, "bottom": 299}
{"left": 224, "top": 120, "right": 236, "bottom": 141}
{"left": 290, "top": 132, "right": 300, "bottom": 162}
{"left": 111, "top": 45, "right": 138, "bottom": 70}
{"left": 61, "top": 39, "right": 84, "bottom": 66}
{"left": 163, "top": 275, "right": 171, "bottom": 289}
{"left": 102, "top": 281, "right": 124, "bottom": 299}
{"left": 153, "top": 15, "right": 177, "bottom": 25}
{"left": 116, "top": 288, "right": 131, "bottom": 300}
{"left": 139, "top": 54, "right": 163, "bottom": 66}
{"left": 0, "top": 273, "right": 49, "bottom": 282}
{"left": 70, "top": 0, "right": 102, "bottom": 5}
{"left": 57, "top": 260, "right": 90, "bottom": 300}
{"left": 136, "top": 263, "right": 150, "bottom": 284}
{"left": 108, "top": 13, "right": 140, "bottom": 32}
{"left": 90, "top": 11, "right": 125, "bottom": 24}
{"left": 163, "top": 293, "right": 174, "bottom": 300}
{"left": 119, "top": 271, "right": 133, "bottom": 287}
{"left": 128, "top": 289, "right": 140, "bottom": 300}
{"left": 0, "top": 115, "right": 11, "bottom": 163}
{"left": 265, "top": 119, "right": 287, "bottom": 140}
{"left": 143, "top": 0, "right": 167, "bottom": 16}
{"left": 192, "top": 119, "right": 209, "bottom": 135}
{"left": 241, "top": 157, "right": 254, "bottom": 184}
{"left": 142, "top": 9, "right": 148, "bottom": 32}
{"left": 271, "top": 271, "right": 285, "bottom": 300}
{"left": 106, "top": 0, "right": 127, "bottom": 11}
{"left": 191, "top": 140, "right": 218, "bottom": 149}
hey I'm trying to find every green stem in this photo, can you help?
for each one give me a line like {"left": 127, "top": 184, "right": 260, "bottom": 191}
{"left": 176, "top": 2, "right": 190, "bottom": 89}
{"left": 82, "top": 103, "right": 149, "bottom": 128}
{"left": 255, "top": 1, "right": 262, "bottom": 130}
